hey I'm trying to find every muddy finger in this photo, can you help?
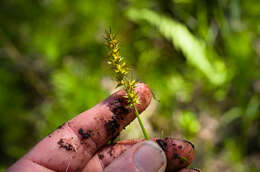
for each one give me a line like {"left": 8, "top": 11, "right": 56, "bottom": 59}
{"left": 8, "top": 83, "right": 152, "bottom": 172}
{"left": 83, "top": 137, "right": 194, "bottom": 172}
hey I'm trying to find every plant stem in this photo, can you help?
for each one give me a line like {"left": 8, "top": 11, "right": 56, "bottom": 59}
{"left": 134, "top": 105, "right": 150, "bottom": 140}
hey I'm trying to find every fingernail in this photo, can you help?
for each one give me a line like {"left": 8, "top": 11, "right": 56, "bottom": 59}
{"left": 183, "top": 139, "right": 195, "bottom": 149}
{"left": 134, "top": 141, "right": 166, "bottom": 172}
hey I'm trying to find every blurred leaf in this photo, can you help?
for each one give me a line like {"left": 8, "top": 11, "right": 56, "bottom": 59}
{"left": 127, "top": 8, "right": 227, "bottom": 85}
{"left": 177, "top": 111, "right": 201, "bottom": 137}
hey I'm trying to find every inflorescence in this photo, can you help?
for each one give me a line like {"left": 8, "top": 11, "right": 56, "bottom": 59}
{"left": 105, "top": 31, "right": 139, "bottom": 108}
{"left": 105, "top": 30, "right": 149, "bottom": 140}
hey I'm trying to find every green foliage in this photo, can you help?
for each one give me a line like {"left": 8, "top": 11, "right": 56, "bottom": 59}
{"left": 177, "top": 111, "right": 200, "bottom": 138}
{"left": 127, "top": 8, "right": 227, "bottom": 85}
{"left": 0, "top": 0, "right": 260, "bottom": 171}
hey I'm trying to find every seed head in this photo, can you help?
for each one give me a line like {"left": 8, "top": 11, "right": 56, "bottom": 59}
{"left": 105, "top": 30, "right": 139, "bottom": 107}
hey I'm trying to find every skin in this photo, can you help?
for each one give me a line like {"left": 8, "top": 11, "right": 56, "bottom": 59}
{"left": 88, "top": 138, "right": 195, "bottom": 172}
{"left": 7, "top": 83, "right": 198, "bottom": 172}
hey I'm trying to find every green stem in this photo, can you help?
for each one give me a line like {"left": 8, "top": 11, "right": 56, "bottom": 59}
{"left": 134, "top": 105, "right": 150, "bottom": 140}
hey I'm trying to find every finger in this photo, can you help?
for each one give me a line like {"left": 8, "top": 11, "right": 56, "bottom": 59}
{"left": 83, "top": 137, "right": 194, "bottom": 172}
{"left": 7, "top": 83, "right": 152, "bottom": 172}
{"left": 103, "top": 141, "right": 166, "bottom": 172}
{"left": 6, "top": 159, "right": 55, "bottom": 172}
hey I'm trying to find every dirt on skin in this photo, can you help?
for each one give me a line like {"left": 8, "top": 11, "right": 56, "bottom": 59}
{"left": 57, "top": 138, "right": 76, "bottom": 152}
{"left": 78, "top": 128, "right": 92, "bottom": 139}
{"left": 156, "top": 139, "right": 168, "bottom": 151}
{"left": 105, "top": 96, "right": 131, "bottom": 136}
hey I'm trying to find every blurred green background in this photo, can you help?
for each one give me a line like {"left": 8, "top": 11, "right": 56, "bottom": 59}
{"left": 0, "top": 0, "right": 260, "bottom": 171}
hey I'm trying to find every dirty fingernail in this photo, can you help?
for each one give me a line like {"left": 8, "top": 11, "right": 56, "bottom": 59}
{"left": 134, "top": 141, "right": 166, "bottom": 172}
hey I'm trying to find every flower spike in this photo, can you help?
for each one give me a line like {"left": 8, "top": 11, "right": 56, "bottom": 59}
{"left": 105, "top": 30, "right": 150, "bottom": 140}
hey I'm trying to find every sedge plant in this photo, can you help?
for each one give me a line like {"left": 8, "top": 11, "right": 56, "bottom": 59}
{"left": 105, "top": 30, "right": 150, "bottom": 140}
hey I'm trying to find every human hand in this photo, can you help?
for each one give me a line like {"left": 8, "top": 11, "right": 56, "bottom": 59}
{"left": 7, "top": 83, "right": 197, "bottom": 172}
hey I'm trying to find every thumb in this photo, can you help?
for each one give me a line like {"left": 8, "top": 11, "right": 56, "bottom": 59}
{"left": 104, "top": 141, "right": 167, "bottom": 172}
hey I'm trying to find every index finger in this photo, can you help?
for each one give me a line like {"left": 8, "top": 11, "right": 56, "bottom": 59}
{"left": 7, "top": 83, "right": 152, "bottom": 172}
